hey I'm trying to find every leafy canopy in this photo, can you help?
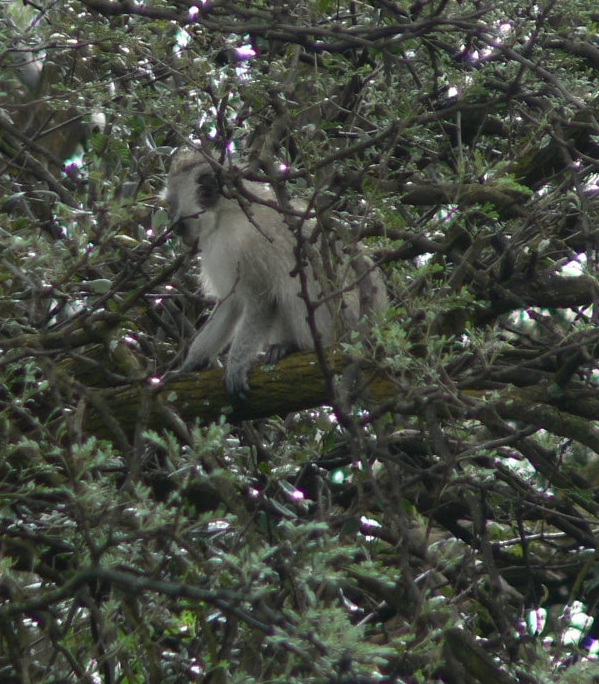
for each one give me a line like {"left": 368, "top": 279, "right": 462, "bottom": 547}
{"left": 2, "top": 1, "right": 599, "bottom": 682}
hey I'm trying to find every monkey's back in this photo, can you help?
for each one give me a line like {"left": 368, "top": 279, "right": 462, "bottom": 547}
{"left": 198, "top": 195, "right": 337, "bottom": 350}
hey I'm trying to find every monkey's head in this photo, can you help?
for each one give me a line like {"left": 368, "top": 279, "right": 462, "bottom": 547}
{"left": 165, "top": 149, "right": 222, "bottom": 246}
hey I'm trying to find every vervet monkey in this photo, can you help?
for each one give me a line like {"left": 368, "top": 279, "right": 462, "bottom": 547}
{"left": 165, "top": 149, "right": 387, "bottom": 397}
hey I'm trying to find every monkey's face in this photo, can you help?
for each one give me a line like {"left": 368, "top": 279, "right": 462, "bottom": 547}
{"left": 194, "top": 168, "right": 220, "bottom": 209}
{"left": 166, "top": 163, "right": 222, "bottom": 247}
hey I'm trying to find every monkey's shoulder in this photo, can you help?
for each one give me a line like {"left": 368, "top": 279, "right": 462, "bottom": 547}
{"left": 211, "top": 199, "right": 293, "bottom": 243}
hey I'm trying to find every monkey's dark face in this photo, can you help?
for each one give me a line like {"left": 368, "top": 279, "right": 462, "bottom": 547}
{"left": 166, "top": 163, "right": 222, "bottom": 246}
{"left": 195, "top": 170, "right": 220, "bottom": 209}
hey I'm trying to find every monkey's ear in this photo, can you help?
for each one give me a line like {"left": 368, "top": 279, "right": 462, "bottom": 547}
{"left": 195, "top": 170, "right": 221, "bottom": 209}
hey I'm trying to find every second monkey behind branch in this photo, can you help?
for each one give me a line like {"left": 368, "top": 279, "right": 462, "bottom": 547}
{"left": 164, "top": 148, "right": 388, "bottom": 398}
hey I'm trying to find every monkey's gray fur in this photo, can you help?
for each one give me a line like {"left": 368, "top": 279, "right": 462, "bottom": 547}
{"left": 165, "top": 148, "right": 387, "bottom": 398}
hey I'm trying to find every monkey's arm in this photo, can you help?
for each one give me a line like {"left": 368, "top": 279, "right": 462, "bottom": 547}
{"left": 180, "top": 297, "right": 242, "bottom": 372}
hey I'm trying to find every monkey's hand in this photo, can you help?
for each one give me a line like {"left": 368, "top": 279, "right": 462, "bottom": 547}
{"left": 159, "top": 362, "right": 208, "bottom": 385}
{"left": 179, "top": 355, "right": 212, "bottom": 373}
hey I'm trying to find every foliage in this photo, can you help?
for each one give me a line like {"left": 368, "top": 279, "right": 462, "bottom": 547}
{"left": 3, "top": 0, "right": 599, "bottom": 682}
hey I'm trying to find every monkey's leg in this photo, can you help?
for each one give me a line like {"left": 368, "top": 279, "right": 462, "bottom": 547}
{"left": 224, "top": 303, "right": 276, "bottom": 398}
{"left": 180, "top": 298, "right": 241, "bottom": 372}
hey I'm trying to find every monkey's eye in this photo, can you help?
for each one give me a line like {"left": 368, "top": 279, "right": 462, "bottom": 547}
{"left": 196, "top": 172, "right": 220, "bottom": 209}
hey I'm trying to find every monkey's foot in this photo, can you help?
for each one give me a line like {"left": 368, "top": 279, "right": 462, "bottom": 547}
{"left": 264, "top": 342, "right": 299, "bottom": 365}
{"left": 225, "top": 371, "right": 250, "bottom": 401}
